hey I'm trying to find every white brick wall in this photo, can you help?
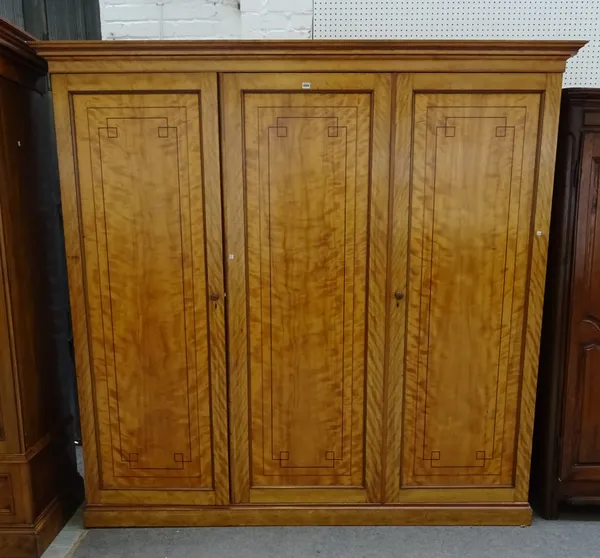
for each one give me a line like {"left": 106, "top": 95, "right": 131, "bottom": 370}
{"left": 100, "top": 0, "right": 314, "bottom": 40}
{"left": 242, "top": 0, "right": 313, "bottom": 39}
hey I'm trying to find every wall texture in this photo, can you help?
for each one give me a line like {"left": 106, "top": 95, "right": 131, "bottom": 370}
{"left": 100, "top": 0, "right": 314, "bottom": 39}
{"left": 99, "top": 0, "right": 595, "bottom": 87}
{"left": 313, "top": 0, "right": 598, "bottom": 88}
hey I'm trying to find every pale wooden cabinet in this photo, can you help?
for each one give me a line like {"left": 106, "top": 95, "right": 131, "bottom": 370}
{"left": 67, "top": 75, "right": 228, "bottom": 507}
{"left": 223, "top": 73, "right": 391, "bottom": 505}
{"left": 32, "top": 40, "right": 583, "bottom": 527}
{"left": 391, "top": 86, "right": 544, "bottom": 502}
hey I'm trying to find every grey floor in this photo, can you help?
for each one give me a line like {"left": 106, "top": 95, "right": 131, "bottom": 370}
{"left": 39, "top": 512, "right": 600, "bottom": 558}
{"left": 69, "top": 516, "right": 600, "bottom": 558}
{"left": 42, "top": 448, "right": 600, "bottom": 558}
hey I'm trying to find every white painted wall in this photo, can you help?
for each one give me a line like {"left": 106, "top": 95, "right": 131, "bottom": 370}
{"left": 100, "top": 0, "right": 314, "bottom": 40}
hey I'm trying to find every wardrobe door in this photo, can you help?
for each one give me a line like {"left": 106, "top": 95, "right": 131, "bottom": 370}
{"left": 223, "top": 73, "right": 391, "bottom": 504}
{"left": 561, "top": 132, "right": 600, "bottom": 487}
{"left": 0, "top": 79, "right": 23, "bottom": 457}
{"left": 386, "top": 74, "right": 555, "bottom": 503}
{"left": 61, "top": 74, "right": 228, "bottom": 506}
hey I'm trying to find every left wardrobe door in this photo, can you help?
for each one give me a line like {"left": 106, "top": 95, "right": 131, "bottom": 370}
{"left": 54, "top": 74, "right": 229, "bottom": 506}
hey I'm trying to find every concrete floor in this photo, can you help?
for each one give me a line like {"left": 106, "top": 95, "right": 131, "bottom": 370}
{"left": 41, "top": 507, "right": 85, "bottom": 558}
{"left": 43, "top": 511, "right": 600, "bottom": 558}
{"left": 41, "top": 448, "right": 600, "bottom": 558}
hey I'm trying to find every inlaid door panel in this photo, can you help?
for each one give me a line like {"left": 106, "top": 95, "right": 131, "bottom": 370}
{"left": 562, "top": 133, "right": 600, "bottom": 483}
{"left": 399, "top": 92, "right": 541, "bottom": 489}
{"left": 247, "top": 98, "right": 366, "bottom": 485}
{"left": 223, "top": 74, "right": 391, "bottom": 504}
{"left": 70, "top": 75, "right": 227, "bottom": 505}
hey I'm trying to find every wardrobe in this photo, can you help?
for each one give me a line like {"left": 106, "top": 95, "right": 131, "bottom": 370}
{"left": 532, "top": 89, "right": 600, "bottom": 519}
{"left": 32, "top": 39, "right": 583, "bottom": 527}
{"left": 0, "top": 20, "right": 82, "bottom": 557}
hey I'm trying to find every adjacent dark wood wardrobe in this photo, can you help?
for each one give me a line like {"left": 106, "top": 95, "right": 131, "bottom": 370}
{"left": 0, "top": 19, "right": 83, "bottom": 557}
{"left": 532, "top": 88, "right": 600, "bottom": 519}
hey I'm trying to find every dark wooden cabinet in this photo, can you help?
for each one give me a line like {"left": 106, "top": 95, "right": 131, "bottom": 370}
{"left": 532, "top": 88, "right": 600, "bottom": 519}
{"left": 0, "top": 19, "right": 82, "bottom": 557}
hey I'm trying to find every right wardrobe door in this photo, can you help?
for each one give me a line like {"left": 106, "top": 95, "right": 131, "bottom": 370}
{"left": 385, "top": 74, "right": 556, "bottom": 504}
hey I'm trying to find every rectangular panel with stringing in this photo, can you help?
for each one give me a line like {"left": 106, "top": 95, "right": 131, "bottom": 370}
{"left": 224, "top": 73, "right": 390, "bottom": 505}
{"left": 402, "top": 93, "right": 541, "bottom": 487}
{"left": 72, "top": 93, "right": 219, "bottom": 500}
{"left": 244, "top": 93, "right": 370, "bottom": 487}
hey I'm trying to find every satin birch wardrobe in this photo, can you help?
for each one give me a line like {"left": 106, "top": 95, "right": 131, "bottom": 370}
{"left": 32, "top": 39, "right": 583, "bottom": 527}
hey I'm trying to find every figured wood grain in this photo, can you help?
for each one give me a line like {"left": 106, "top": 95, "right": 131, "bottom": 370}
{"left": 366, "top": 74, "right": 393, "bottom": 503}
{"left": 64, "top": 73, "right": 227, "bottom": 506}
{"left": 402, "top": 91, "right": 541, "bottom": 489}
{"left": 30, "top": 39, "right": 585, "bottom": 75}
{"left": 248, "top": 94, "right": 368, "bottom": 485}
{"left": 219, "top": 73, "right": 248, "bottom": 505}
{"left": 51, "top": 73, "right": 101, "bottom": 505}
{"left": 410, "top": 73, "right": 548, "bottom": 91}
{"left": 383, "top": 73, "right": 411, "bottom": 503}
{"left": 223, "top": 73, "right": 390, "bottom": 504}
{"left": 82, "top": 502, "right": 533, "bottom": 527}
{"left": 43, "top": 40, "right": 582, "bottom": 526}
{"left": 387, "top": 73, "right": 558, "bottom": 504}
{"left": 513, "top": 73, "right": 564, "bottom": 503}
{"left": 38, "top": 59, "right": 582, "bottom": 76}
{"left": 198, "top": 76, "right": 229, "bottom": 507}
{"left": 75, "top": 94, "right": 212, "bottom": 490}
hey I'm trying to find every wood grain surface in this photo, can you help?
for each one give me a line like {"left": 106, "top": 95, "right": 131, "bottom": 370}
{"left": 223, "top": 73, "right": 390, "bottom": 504}
{"left": 65, "top": 74, "right": 228, "bottom": 505}
{"left": 513, "top": 74, "right": 563, "bottom": 503}
{"left": 31, "top": 39, "right": 585, "bottom": 75}
{"left": 43, "top": 41, "right": 581, "bottom": 525}
{"left": 401, "top": 91, "right": 541, "bottom": 489}
{"left": 82, "top": 502, "right": 533, "bottom": 527}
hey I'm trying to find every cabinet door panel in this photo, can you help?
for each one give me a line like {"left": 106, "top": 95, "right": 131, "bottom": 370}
{"left": 401, "top": 92, "right": 541, "bottom": 489}
{"left": 562, "top": 133, "right": 600, "bottom": 483}
{"left": 71, "top": 77, "right": 227, "bottom": 505}
{"left": 0, "top": 79, "right": 34, "bottom": 456}
{"left": 0, "top": 240, "right": 20, "bottom": 457}
{"left": 223, "top": 74, "right": 391, "bottom": 504}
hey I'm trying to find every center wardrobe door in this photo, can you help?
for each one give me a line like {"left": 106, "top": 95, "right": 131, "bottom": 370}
{"left": 222, "top": 74, "right": 391, "bottom": 504}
